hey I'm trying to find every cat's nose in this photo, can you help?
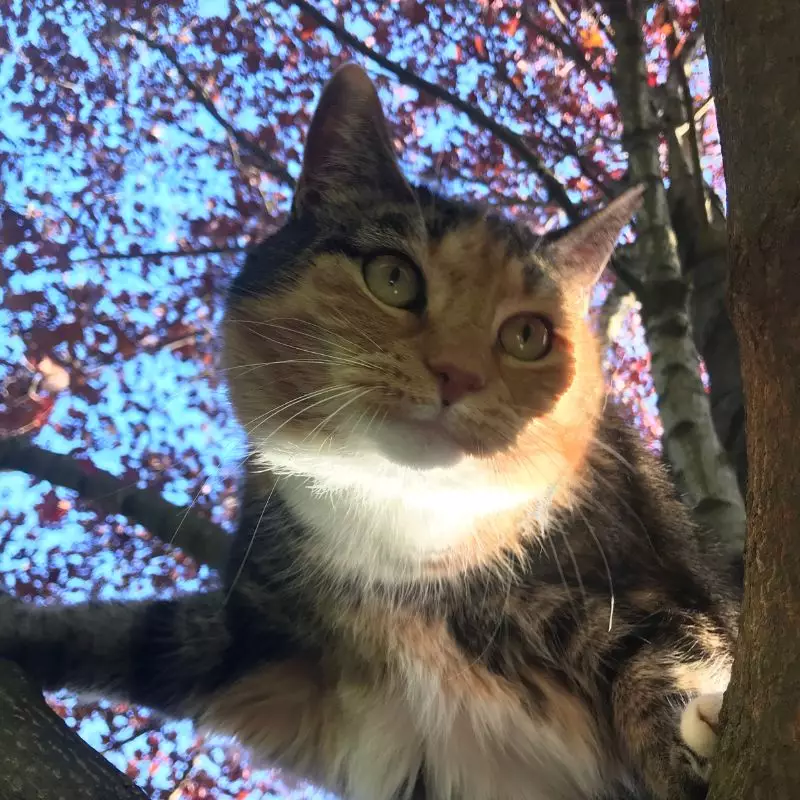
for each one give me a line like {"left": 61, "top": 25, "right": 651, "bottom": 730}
{"left": 426, "top": 360, "right": 486, "bottom": 407}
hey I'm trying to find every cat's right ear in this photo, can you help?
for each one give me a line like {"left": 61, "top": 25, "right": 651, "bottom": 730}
{"left": 542, "top": 186, "right": 645, "bottom": 290}
{"left": 291, "top": 64, "right": 415, "bottom": 219}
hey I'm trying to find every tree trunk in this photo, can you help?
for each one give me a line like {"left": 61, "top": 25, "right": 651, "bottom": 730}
{"left": 0, "top": 660, "right": 147, "bottom": 800}
{"left": 663, "top": 113, "right": 747, "bottom": 496}
{"left": 670, "top": 188, "right": 747, "bottom": 495}
{"left": 603, "top": 0, "right": 745, "bottom": 554}
{"left": 702, "top": 0, "right": 800, "bottom": 797}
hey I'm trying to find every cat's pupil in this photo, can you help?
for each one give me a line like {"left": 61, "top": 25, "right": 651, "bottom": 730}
{"left": 389, "top": 266, "right": 402, "bottom": 287}
{"left": 520, "top": 324, "right": 532, "bottom": 345}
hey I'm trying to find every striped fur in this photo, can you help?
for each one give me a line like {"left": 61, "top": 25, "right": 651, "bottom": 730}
{"left": 0, "top": 65, "right": 737, "bottom": 799}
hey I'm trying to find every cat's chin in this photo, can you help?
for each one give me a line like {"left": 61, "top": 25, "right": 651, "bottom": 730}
{"left": 372, "top": 419, "right": 466, "bottom": 470}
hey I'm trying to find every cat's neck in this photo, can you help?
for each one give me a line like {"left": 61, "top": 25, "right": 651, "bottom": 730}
{"left": 259, "top": 444, "right": 545, "bottom": 585}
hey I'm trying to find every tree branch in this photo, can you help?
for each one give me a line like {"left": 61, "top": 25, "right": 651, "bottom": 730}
{"left": 0, "top": 660, "right": 147, "bottom": 800}
{"left": 107, "top": 23, "right": 294, "bottom": 187}
{"left": 602, "top": 0, "right": 745, "bottom": 553}
{"left": 284, "top": 0, "right": 580, "bottom": 220}
{"left": 663, "top": 5, "right": 706, "bottom": 221}
{"left": 67, "top": 244, "right": 250, "bottom": 265}
{"left": 0, "top": 438, "right": 229, "bottom": 570}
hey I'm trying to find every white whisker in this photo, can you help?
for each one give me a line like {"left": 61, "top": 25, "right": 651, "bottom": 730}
{"left": 260, "top": 386, "right": 363, "bottom": 445}
{"left": 245, "top": 384, "right": 353, "bottom": 438}
{"left": 225, "top": 479, "right": 278, "bottom": 604}
{"left": 302, "top": 388, "right": 374, "bottom": 444}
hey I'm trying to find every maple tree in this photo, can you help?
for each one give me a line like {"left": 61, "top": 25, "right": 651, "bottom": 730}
{"left": 0, "top": 0, "right": 748, "bottom": 797}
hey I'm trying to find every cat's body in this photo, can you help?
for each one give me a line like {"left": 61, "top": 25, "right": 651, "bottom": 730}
{"left": 203, "top": 408, "right": 734, "bottom": 800}
{"left": 0, "top": 65, "right": 737, "bottom": 800}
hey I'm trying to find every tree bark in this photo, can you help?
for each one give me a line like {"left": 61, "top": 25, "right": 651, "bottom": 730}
{"left": 702, "top": 0, "right": 800, "bottom": 797}
{"left": 0, "top": 660, "right": 147, "bottom": 800}
{"left": 661, "top": 80, "right": 747, "bottom": 495}
{"left": 670, "top": 195, "right": 747, "bottom": 494}
{"left": 603, "top": 0, "right": 745, "bottom": 554}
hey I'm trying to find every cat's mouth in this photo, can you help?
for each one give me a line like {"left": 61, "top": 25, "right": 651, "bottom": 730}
{"left": 370, "top": 415, "right": 469, "bottom": 470}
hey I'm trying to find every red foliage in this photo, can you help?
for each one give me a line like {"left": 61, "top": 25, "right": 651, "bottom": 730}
{"left": 35, "top": 490, "right": 71, "bottom": 524}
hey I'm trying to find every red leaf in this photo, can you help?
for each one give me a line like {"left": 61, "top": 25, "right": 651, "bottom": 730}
{"left": 299, "top": 12, "right": 319, "bottom": 41}
{"left": 3, "top": 290, "right": 46, "bottom": 311}
{"left": 35, "top": 490, "right": 71, "bottom": 524}
{"left": 473, "top": 35, "right": 486, "bottom": 58}
{"left": 3, "top": 209, "right": 30, "bottom": 246}
{"left": 406, "top": 2, "right": 427, "bottom": 25}
{"left": 503, "top": 16, "right": 520, "bottom": 37}
{"left": 245, "top": 50, "right": 260, "bottom": 73}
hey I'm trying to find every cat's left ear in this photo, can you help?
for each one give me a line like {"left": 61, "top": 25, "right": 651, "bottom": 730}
{"left": 543, "top": 185, "right": 644, "bottom": 289}
{"left": 292, "top": 63, "right": 415, "bottom": 219}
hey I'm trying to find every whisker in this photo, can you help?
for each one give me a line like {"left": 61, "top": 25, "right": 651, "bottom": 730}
{"left": 230, "top": 322, "right": 376, "bottom": 370}
{"left": 260, "top": 386, "right": 363, "bottom": 444}
{"left": 302, "top": 388, "right": 374, "bottom": 443}
{"left": 329, "top": 307, "right": 385, "bottom": 353}
{"left": 268, "top": 316, "right": 374, "bottom": 357}
{"left": 555, "top": 525, "right": 587, "bottom": 606}
{"left": 544, "top": 532, "right": 579, "bottom": 614}
{"left": 591, "top": 436, "right": 638, "bottom": 475}
{"left": 577, "top": 505, "right": 616, "bottom": 632}
{"left": 220, "top": 358, "right": 358, "bottom": 376}
{"left": 225, "top": 479, "right": 278, "bottom": 604}
{"left": 240, "top": 319, "right": 366, "bottom": 359}
{"left": 244, "top": 385, "right": 352, "bottom": 438}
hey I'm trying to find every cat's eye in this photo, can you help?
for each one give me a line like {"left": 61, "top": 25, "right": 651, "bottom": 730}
{"left": 363, "top": 253, "right": 424, "bottom": 310}
{"left": 498, "top": 313, "right": 553, "bottom": 361}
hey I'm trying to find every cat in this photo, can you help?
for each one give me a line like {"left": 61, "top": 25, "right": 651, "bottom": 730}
{"left": 0, "top": 64, "right": 737, "bottom": 800}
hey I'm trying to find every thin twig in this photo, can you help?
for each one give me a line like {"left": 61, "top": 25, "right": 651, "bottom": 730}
{"left": 67, "top": 245, "right": 249, "bottom": 265}
{"left": 663, "top": 4, "right": 707, "bottom": 221}
{"left": 107, "top": 22, "right": 294, "bottom": 187}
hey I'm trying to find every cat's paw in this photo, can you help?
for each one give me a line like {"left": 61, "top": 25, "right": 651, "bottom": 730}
{"left": 678, "top": 693, "right": 723, "bottom": 783}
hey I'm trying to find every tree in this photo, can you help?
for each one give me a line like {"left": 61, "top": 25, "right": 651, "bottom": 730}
{"left": 0, "top": 1, "right": 746, "bottom": 796}
{"left": 702, "top": 1, "right": 800, "bottom": 797}
{"left": 0, "top": 660, "right": 146, "bottom": 800}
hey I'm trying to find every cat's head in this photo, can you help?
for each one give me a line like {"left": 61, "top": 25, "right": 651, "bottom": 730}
{"left": 223, "top": 65, "right": 640, "bottom": 505}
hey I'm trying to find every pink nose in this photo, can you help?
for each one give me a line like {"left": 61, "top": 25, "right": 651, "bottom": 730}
{"left": 427, "top": 360, "right": 486, "bottom": 406}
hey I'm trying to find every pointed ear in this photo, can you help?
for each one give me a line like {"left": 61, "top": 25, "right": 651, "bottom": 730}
{"left": 292, "top": 64, "right": 415, "bottom": 218}
{"left": 543, "top": 185, "right": 645, "bottom": 288}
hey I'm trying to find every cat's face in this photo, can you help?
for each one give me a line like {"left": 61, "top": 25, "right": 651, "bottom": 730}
{"left": 223, "top": 65, "right": 640, "bottom": 497}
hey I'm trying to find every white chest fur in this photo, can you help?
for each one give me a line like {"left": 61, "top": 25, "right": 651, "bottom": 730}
{"left": 202, "top": 642, "right": 606, "bottom": 800}
{"left": 261, "top": 444, "right": 537, "bottom": 585}
{"left": 233, "top": 446, "right": 604, "bottom": 798}
{"left": 335, "top": 662, "right": 605, "bottom": 800}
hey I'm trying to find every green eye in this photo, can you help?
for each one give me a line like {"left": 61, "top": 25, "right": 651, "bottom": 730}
{"left": 363, "top": 254, "right": 424, "bottom": 310}
{"left": 498, "top": 313, "right": 553, "bottom": 361}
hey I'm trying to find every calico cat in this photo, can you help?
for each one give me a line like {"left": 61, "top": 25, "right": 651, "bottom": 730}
{"left": 0, "top": 65, "right": 737, "bottom": 800}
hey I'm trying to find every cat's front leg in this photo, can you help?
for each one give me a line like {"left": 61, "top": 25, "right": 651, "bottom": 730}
{"left": 678, "top": 693, "right": 724, "bottom": 785}
{"left": 609, "top": 627, "right": 728, "bottom": 799}
{"left": 616, "top": 688, "right": 722, "bottom": 799}
{"left": 0, "top": 589, "right": 300, "bottom": 715}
